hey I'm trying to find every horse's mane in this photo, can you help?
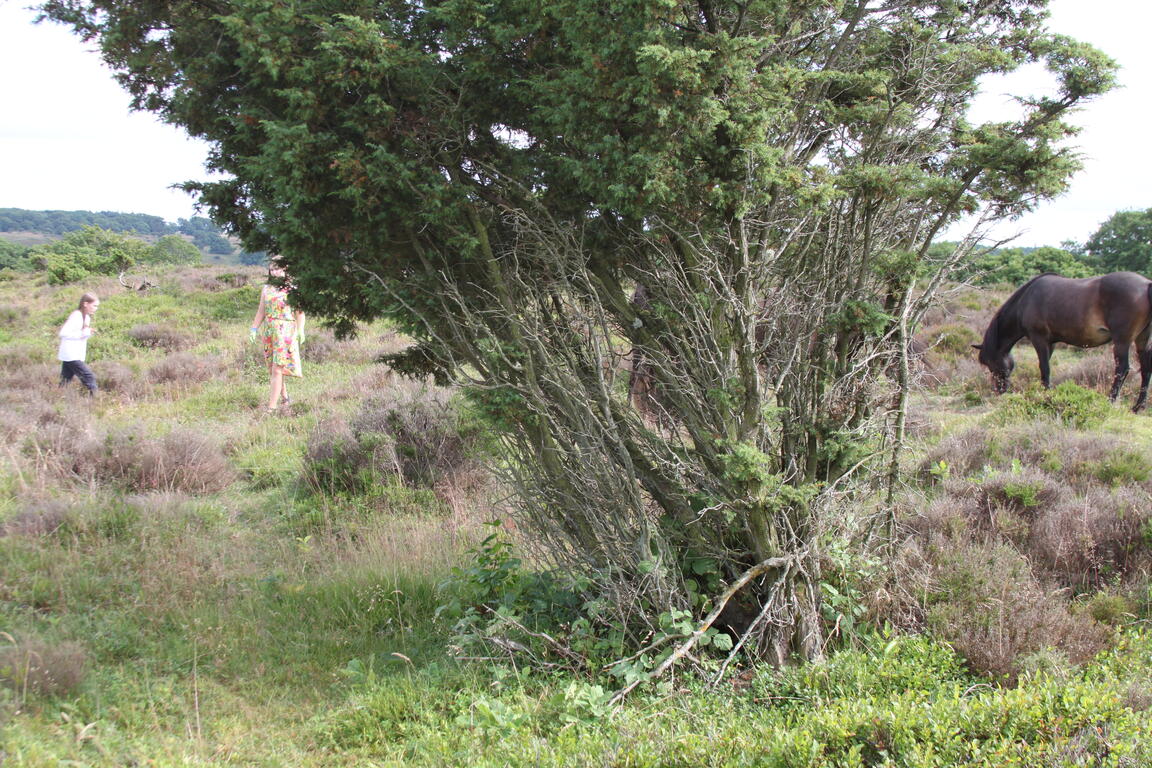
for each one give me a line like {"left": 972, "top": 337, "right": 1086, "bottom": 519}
{"left": 983, "top": 273, "right": 1055, "bottom": 350}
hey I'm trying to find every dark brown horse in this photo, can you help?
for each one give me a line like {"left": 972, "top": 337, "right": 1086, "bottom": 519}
{"left": 974, "top": 272, "right": 1152, "bottom": 411}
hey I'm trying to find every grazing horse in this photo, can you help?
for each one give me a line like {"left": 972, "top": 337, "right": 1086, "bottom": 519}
{"left": 973, "top": 272, "right": 1152, "bottom": 411}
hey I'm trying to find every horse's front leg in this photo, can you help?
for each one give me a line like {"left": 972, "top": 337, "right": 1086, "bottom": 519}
{"left": 1133, "top": 344, "right": 1152, "bottom": 412}
{"left": 1032, "top": 339, "right": 1053, "bottom": 388}
{"left": 1111, "top": 344, "right": 1131, "bottom": 402}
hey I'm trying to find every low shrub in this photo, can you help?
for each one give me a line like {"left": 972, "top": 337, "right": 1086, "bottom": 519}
{"left": 1090, "top": 448, "right": 1150, "bottom": 486}
{"left": 302, "top": 419, "right": 393, "bottom": 496}
{"left": 96, "top": 360, "right": 140, "bottom": 396}
{"left": 127, "top": 323, "right": 196, "bottom": 352}
{"left": 923, "top": 322, "right": 981, "bottom": 356}
{"left": 185, "top": 272, "right": 250, "bottom": 292}
{"left": 1053, "top": 354, "right": 1116, "bottom": 394}
{"left": 47, "top": 424, "right": 236, "bottom": 494}
{"left": 1029, "top": 487, "right": 1151, "bottom": 589}
{"left": 302, "top": 388, "right": 488, "bottom": 497}
{"left": 148, "top": 352, "right": 225, "bottom": 386}
{"left": 921, "top": 424, "right": 1141, "bottom": 494}
{"left": 352, "top": 390, "right": 486, "bottom": 490}
{"left": 924, "top": 541, "right": 1111, "bottom": 682}
{"left": 965, "top": 468, "right": 1070, "bottom": 546}
{"left": 24, "top": 422, "right": 101, "bottom": 480}
{"left": 112, "top": 427, "right": 235, "bottom": 493}
{"left": 996, "top": 382, "right": 1111, "bottom": 429}
{"left": 1081, "top": 592, "right": 1136, "bottom": 626}
{"left": 0, "top": 343, "right": 45, "bottom": 372}
{"left": 0, "top": 388, "right": 64, "bottom": 441}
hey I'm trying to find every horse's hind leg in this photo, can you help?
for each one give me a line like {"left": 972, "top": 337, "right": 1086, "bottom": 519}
{"left": 1134, "top": 344, "right": 1152, "bottom": 412}
{"left": 1111, "top": 344, "right": 1131, "bottom": 402}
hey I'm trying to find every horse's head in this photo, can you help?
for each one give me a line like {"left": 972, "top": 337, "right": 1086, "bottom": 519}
{"left": 972, "top": 343, "right": 1013, "bottom": 394}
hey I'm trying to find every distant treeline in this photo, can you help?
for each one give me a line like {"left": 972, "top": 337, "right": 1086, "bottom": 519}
{"left": 932, "top": 208, "right": 1152, "bottom": 286}
{"left": 0, "top": 208, "right": 262, "bottom": 261}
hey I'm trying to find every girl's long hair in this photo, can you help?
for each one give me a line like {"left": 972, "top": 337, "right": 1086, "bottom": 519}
{"left": 78, "top": 292, "right": 98, "bottom": 313}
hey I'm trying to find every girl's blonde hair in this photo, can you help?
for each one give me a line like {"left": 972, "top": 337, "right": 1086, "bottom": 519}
{"left": 78, "top": 292, "right": 99, "bottom": 312}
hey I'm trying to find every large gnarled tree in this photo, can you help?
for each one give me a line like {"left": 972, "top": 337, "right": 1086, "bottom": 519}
{"left": 44, "top": 0, "right": 1114, "bottom": 663}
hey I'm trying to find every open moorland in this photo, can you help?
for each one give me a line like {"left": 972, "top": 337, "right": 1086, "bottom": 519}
{"left": 1, "top": 266, "right": 1151, "bottom": 766}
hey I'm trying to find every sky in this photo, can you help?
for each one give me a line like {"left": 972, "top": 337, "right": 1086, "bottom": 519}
{"left": 1, "top": 0, "right": 1150, "bottom": 242}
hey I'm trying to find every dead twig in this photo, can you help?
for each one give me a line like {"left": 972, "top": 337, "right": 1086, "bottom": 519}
{"left": 608, "top": 551, "right": 803, "bottom": 706}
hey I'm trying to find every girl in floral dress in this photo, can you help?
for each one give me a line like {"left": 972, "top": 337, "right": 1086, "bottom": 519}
{"left": 250, "top": 263, "right": 305, "bottom": 413}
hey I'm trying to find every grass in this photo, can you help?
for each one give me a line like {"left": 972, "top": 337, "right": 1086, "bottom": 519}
{"left": 1, "top": 270, "right": 1150, "bottom": 765}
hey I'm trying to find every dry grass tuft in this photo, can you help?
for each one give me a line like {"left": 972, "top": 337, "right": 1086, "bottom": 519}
{"left": 29, "top": 423, "right": 235, "bottom": 494}
{"left": 0, "top": 303, "right": 23, "bottom": 326}
{"left": 1029, "top": 487, "right": 1152, "bottom": 589}
{"left": 148, "top": 352, "right": 227, "bottom": 385}
{"left": 923, "top": 540, "right": 1112, "bottom": 682}
{"left": 0, "top": 498, "right": 72, "bottom": 537}
{"left": 97, "top": 360, "right": 143, "bottom": 396}
{"left": 127, "top": 323, "right": 197, "bottom": 352}
{"left": 0, "top": 635, "right": 88, "bottom": 698}
{"left": 302, "top": 381, "right": 488, "bottom": 498}
{"left": 99, "top": 426, "right": 237, "bottom": 494}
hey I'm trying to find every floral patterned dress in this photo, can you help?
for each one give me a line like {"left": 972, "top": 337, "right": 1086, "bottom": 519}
{"left": 258, "top": 284, "right": 303, "bottom": 377}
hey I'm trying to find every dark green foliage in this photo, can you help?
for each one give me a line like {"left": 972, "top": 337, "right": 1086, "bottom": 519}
{"left": 1086, "top": 208, "right": 1152, "bottom": 274}
{"left": 149, "top": 234, "right": 202, "bottom": 265}
{"left": 0, "top": 237, "right": 32, "bottom": 271}
{"left": 175, "top": 216, "right": 234, "bottom": 254}
{"left": 437, "top": 525, "right": 622, "bottom": 673}
{"left": 31, "top": 226, "right": 150, "bottom": 283}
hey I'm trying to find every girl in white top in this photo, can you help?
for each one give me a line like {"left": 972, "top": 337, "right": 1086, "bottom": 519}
{"left": 58, "top": 292, "right": 100, "bottom": 395}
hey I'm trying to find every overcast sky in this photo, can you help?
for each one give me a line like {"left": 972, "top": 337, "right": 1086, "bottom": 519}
{"left": 1, "top": 0, "right": 1149, "bottom": 244}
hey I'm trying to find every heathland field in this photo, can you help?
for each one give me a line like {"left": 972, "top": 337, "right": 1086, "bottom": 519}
{"left": 1, "top": 267, "right": 1151, "bottom": 766}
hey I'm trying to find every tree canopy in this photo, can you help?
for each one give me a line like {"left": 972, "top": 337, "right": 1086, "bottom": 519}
{"left": 44, "top": 0, "right": 1116, "bottom": 663}
{"left": 955, "top": 243, "right": 1096, "bottom": 285}
{"left": 1086, "top": 208, "right": 1152, "bottom": 275}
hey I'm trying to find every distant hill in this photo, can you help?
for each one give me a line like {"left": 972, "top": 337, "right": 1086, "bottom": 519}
{"left": 0, "top": 208, "right": 263, "bottom": 265}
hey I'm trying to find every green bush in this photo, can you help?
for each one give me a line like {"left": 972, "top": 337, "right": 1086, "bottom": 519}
{"left": 1091, "top": 449, "right": 1151, "bottom": 486}
{"left": 928, "top": 322, "right": 981, "bottom": 356}
{"left": 28, "top": 226, "right": 202, "bottom": 284}
{"left": 997, "top": 382, "right": 1111, "bottom": 429}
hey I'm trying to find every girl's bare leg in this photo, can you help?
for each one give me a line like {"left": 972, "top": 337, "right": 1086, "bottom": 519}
{"left": 268, "top": 364, "right": 285, "bottom": 409}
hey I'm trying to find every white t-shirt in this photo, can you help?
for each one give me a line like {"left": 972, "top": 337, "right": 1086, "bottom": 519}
{"left": 57, "top": 309, "right": 93, "bottom": 362}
